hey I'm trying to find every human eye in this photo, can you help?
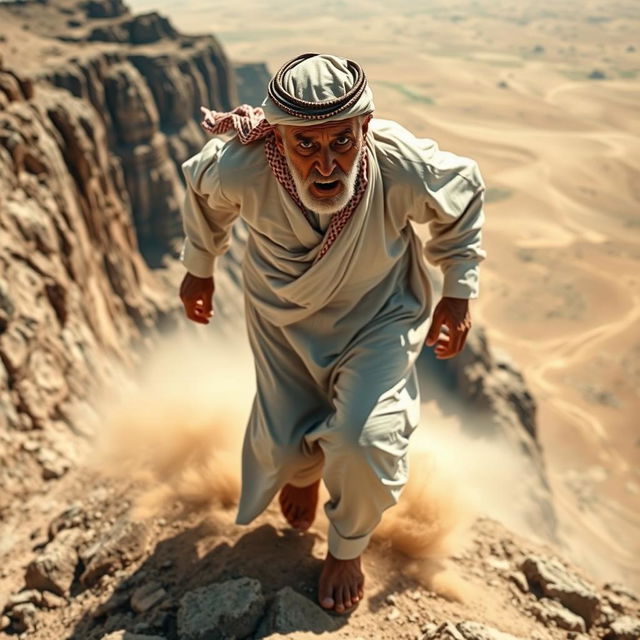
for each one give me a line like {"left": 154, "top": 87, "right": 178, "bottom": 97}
{"left": 297, "top": 139, "right": 314, "bottom": 150}
{"left": 335, "top": 136, "right": 351, "bottom": 146}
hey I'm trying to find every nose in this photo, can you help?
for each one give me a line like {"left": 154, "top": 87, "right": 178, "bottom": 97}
{"left": 315, "top": 146, "right": 336, "bottom": 177}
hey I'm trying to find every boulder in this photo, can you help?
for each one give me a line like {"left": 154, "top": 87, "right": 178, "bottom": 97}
{"left": 604, "top": 616, "right": 640, "bottom": 640}
{"left": 529, "top": 597, "right": 586, "bottom": 632}
{"left": 256, "top": 586, "right": 340, "bottom": 637}
{"left": 177, "top": 577, "right": 265, "bottom": 640}
{"left": 25, "top": 529, "right": 80, "bottom": 597}
{"left": 521, "top": 555, "right": 600, "bottom": 627}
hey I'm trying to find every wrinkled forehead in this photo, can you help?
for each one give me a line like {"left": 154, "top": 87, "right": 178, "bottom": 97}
{"left": 279, "top": 116, "right": 363, "bottom": 138}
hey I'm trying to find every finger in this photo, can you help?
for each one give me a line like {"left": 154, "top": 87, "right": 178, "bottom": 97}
{"left": 451, "top": 326, "right": 466, "bottom": 355}
{"left": 194, "top": 300, "right": 214, "bottom": 317}
{"left": 436, "top": 330, "right": 466, "bottom": 359}
{"left": 425, "top": 316, "right": 442, "bottom": 346}
{"left": 184, "top": 303, "right": 210, "bottom": 324}
{"left": 435, "top": 333, "right": 454, "bottom": 358}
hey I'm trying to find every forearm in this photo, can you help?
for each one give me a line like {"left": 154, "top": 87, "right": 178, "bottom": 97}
{"left": 425, "top": 181, "right": 486, "bottom": 299}
{"left": 179, "top": 141, "right": 239, "bottom": 278}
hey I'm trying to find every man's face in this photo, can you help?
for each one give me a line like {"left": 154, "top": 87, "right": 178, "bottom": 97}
{"left": 274, "top": 114, "right": 372, "bottom": 215}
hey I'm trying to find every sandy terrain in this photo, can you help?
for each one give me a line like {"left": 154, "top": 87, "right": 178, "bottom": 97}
{"left": 116, "top": 0, "right": 640, "bottom": 590}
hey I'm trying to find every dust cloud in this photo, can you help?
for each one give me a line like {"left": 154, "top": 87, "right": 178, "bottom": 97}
{"left": 90, "top": 330, "right": 253, "bottom": 519}
{"left": 89, "top": 330, "right": 541, "bottom": 599}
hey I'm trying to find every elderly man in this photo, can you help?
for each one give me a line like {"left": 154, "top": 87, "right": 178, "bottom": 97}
{"left": 178, "top": 53, "right": 486, "bottom": 614}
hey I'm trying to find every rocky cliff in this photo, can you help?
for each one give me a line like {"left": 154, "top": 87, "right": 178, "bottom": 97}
{"left": 2, "top": 0, "right": 237, "bottom": 267}
{"left": 0, "top": 0, "right": 244, "bottom": 512}
{"left": 0, "top": 54, "right": 182, "bottom": 513}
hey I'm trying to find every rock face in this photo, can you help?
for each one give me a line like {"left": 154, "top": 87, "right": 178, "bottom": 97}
{"left": 0, "top": 58, "right": 179, "bottom": 514}
{"left": 4, "top": 0, "right": 237, "bottom": 266}
{"left": 0, "top": 0, "right": 240, "bottom": 511}
{"left": 235, "top": 62, "right": 271, "bottom": 107}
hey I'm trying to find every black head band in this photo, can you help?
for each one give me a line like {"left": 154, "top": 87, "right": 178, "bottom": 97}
{"left": 267, "top": 53, "right": 368, "bottom": 121}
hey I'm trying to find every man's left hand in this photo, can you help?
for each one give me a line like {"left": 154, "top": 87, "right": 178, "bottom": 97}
{"left": 425, "top": 297, "right": 472, "bottom": 359}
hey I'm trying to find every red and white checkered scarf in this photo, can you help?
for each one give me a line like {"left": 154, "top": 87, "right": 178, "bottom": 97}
{"left": 200, "top": 104, "right": 368, "bottom": 263}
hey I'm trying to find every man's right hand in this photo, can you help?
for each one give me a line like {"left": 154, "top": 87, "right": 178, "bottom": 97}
{"left": 179, "top": 272, "right": 215, "bottom": 324}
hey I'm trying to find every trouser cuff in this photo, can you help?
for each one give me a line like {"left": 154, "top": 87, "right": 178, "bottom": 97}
{"left": 328, "top": 523, "right": 372, "bottom": 560}
{"left": 287, "top": 455, "right": 324, "bottom": 488}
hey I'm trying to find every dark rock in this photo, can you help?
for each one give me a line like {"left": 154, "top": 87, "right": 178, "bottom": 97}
{"left": 604, "top": 616, "right": 640, "bottom": 640}
{"left": 521, "top": 555, "right": 600, "bottom": 627}
{"left": 81, "top": 518, "right": 150, "bottom": 586}
{"left": 87, "top": 12, "right": 178, "bottom": 45}
{"left": 84, "top": 0, "right": 129, "bottom": 19}
{"left": 101, "top": 632, "right": 167, "bottom": 640}
{"left": 256, "top": 586, "right": 340, "bottom": 637}
{"left": 130, "top": 582, "right": 168, "bottom": 613}
{"left": 529, "top": 597, "right": 586, "bottom": 632}
{"left": 177, "top": 577, "right": 265, "bottom": 640}
{"left": 25, "top": 529, "right": 80, "bottom": 597}
{"left": 8, "top": 602, "right": 37, "bottom": 633}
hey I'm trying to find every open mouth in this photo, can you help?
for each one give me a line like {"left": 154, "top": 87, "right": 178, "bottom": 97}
{"left": 311, "top": 180, "right": 342, "bottom": 197}
{"left": 314, "top": 180, "right": 339, "bottom": 191}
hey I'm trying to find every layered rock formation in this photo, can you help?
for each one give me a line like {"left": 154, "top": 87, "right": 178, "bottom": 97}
{"left": 0, "top": 55, "right": 180, "bottom": 513}
{"left": 3, "top": 0, "right": 237, "bottom": 266}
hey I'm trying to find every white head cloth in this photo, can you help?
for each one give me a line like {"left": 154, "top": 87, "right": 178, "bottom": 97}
{"left": 262, "top": 53, "right": 375, "bottom": 126}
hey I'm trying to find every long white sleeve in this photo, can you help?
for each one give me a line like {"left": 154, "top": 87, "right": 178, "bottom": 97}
{"left": 179, "top": 138, "right": 240, "bottom": 278}
{"left": 409, "top": 142, "right": 487, "bottom": 299}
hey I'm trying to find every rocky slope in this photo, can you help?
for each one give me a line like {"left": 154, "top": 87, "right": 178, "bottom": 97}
{"left": 0, "top": 469, "right": 638, "bottom": 639}
{"left": 0, "top": 0, "right": 551, "bottom": 531}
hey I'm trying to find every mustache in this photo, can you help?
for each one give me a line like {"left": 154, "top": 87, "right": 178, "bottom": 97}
{"left": 306, "top": 167, "right": 347, "bottom": 183}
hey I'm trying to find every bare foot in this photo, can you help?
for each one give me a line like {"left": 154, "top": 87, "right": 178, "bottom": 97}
{"left": 278, "top": 479, "right": 320, "bottom": 531}
{"left": 318, "top": 551, "right": 365, "bottom": 614}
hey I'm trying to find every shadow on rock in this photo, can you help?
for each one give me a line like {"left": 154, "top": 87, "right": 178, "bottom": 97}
{"left": 67, "top": 519, "right": 346, "bottom": 639}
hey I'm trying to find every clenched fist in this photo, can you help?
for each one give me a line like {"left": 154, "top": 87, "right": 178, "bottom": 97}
{"left": 425, "top": 296, "right": 471, "bottom": 359}
{"left": 179, "top": 272, "right": 215, "bottom": 324}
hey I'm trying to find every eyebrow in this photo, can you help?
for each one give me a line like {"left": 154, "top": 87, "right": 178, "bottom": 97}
{"left": 293, "top": 127, "right": 353, "bottom": 141}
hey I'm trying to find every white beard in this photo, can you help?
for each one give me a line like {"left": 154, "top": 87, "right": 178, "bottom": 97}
{"left": 284, "top": 145, "right": 364, "bottom": 216}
